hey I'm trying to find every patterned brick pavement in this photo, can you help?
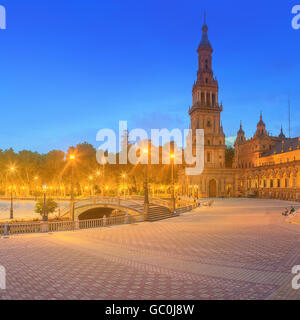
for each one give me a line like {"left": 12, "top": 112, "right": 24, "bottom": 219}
{"left": 0, "top": 199, "right": 300, "bottom": 300}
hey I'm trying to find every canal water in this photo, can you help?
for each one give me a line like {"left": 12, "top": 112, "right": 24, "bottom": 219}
{"left": 0, "top": 200, "right": 70, "bottom": 221}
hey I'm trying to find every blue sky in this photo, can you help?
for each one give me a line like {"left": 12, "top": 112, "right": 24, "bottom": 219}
{"left": 0, "top": 0, "right": 299, "bottom": 153}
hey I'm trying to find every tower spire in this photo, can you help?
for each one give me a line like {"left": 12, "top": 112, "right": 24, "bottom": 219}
{"left": 198, "top": 11, "right": 212, "bottom": 51}
{"left": 288, "top": 95, "right": 291, "bottom": 138}
{"left": 279, "top": 125, "right": 286, "bottom": 139}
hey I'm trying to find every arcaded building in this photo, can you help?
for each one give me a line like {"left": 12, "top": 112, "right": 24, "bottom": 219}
{"left": 181, "top": 17, "right": 300, "bottom": 201}
{"left": 234, "top": 117, "right": 300, "bottom": 200}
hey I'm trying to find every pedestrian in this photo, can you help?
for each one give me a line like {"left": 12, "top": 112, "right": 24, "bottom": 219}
{"left": 289, "top": 206, "right": 296, "bottom": 216}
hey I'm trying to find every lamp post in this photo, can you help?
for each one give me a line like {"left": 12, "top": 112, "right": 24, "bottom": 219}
{"left": 33, "top": 176, "right": 38, "bottom": 200}
{"left": 122, "top": 174, "right": 126, "bottom": 199}
{"left": 89, "top": 175, "right": 94, "bottom": 199}
{"left": 9, "top": 167, "right": 15, "bottom": 220}
{"left": 101, "top": 156, "right": 106, "bottom": 197}
{"left": 10, "top": 186, "right": 13, "bottom": 220}
{"left": 143, "top": 149, "right": 149, "bottom": 207}
{"left": 42, "top": 185, "right": 47, "bottom": 222}
{"left": 170, "top": 154, "right": 176, "bottom": 213}
{"left": 96, "top": 170, "right": 101, "bottom": 197}
{"left": 69, "top": 154, "right": 75, "bottom": 220}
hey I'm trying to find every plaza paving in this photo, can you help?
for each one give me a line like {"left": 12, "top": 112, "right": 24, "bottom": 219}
{"left": 0, "top": 198, "right": 300, "bottom": 300}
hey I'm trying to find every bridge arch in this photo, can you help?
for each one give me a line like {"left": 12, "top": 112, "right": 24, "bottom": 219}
{"left": 78, "top": 207, "right": 116, "bottom": 220}
{"left": 73, "top": 201, "right": 144, "bottom": 221}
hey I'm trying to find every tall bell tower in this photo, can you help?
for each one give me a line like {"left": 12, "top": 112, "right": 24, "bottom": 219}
{"left": 189, "top": 13, "right": 225, "bottom": 169}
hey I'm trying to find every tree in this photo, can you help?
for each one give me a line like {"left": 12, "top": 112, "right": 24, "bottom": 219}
{"left": 225, "top": 146, "right": 235, "bottom": 168}
{"left": 35, "top": 198, "right": 58, "bottom": 219}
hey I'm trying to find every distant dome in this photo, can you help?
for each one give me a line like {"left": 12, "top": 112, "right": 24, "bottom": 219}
{"left": 278, "top": 127, "right": 285, "bottom": 139}
{"left": 238, "top": 126, "right": 245, "bottom": 136}
{"left": 257, "top": 113, "right": 265, "bottom": 128}
{"left": 255, "top": 113, "right": 267, "bottom": 137}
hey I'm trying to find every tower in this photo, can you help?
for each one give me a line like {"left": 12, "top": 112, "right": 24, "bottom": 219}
{"left": 279, "top": 126, "right": 286, "bottom": 139}
{"left": 255, "top": 113, "right": 267, "bottom": 137}
{"left": 189, "top": 13, "right": 225, "bottom": 168}
{"left": 235, "top": 122, "right": 246, "bottom": 146}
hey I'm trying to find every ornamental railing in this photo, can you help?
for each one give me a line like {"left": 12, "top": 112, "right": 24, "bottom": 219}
{"left": 0, "top": 222, "right": 41, "bottom": 235}
{"left": 0, "top": 213, "right": 146, "bottom": 236}
{"left": 49, "top": 221, "right": 75, "bottom": 232}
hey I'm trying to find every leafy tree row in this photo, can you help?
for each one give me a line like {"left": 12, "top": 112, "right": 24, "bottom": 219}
{"left": 0, "top": 141, "right": 234, "bottom": 197}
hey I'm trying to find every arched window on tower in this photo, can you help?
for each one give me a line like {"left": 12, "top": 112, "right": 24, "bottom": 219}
{"left": 206, "top": 92, "right": 210, "bottom": 105}
{"left": 212, "top": 94, "right": 216, "bottom": 106}
{"left": 205, "top": 59, "right": 208, "bottom": 70}
{"left": 201, "top": 92, "right": 205, "bottom": 104}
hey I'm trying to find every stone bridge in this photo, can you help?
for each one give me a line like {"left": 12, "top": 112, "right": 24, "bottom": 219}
{"left": 68, "top": 196, "right": 176, "bottom": 222}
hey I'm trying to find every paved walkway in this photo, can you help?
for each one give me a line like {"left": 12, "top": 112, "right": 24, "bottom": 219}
{"left": 0, "top": 199, "right": 300, "bottom": 300}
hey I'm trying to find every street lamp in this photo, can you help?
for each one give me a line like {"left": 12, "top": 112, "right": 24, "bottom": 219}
{"left": 42, "top": 185, "right": 47, "bottom": 222}
{"left": 170, "top": 154, "right": 175, "bottom": 212}
{"left": 122, "top": 173, "right": 126, "bottom": 199}
{"left": 89, "top": 175, "right": 94, "bottom": 198}
{"left": 9, "top": 167, "right": 15, "bottom": 220}
{"left": 69, "top": 154, "right": 76, "bottom": 220}
{"left": 143, "top": 148, "right": 149, "bottom": 206}
{"left": 96, "top": 170, "right": 101, "bottom": 197}
{"left": 33, "top": 176, "right": 39, "bottom": 199}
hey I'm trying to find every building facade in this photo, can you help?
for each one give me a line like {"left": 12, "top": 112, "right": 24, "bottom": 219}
{"left": 181, "top": 17, "right": 300, "bottom": 201}
{"left": 234, "top": 119, "right": 300, "bottom": 201}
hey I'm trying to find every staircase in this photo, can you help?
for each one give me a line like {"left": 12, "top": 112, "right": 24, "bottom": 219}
{"left": 146, "top": 205, "right": 176, "bottom": 222}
